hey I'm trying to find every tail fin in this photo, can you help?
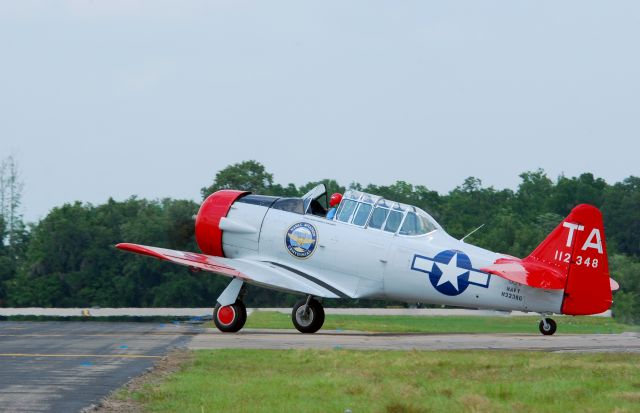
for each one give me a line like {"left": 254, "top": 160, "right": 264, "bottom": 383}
{"left": 527, "top": 204, "right": 612, "bottom": 315}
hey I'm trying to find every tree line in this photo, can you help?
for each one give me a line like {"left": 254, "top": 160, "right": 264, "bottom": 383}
{"left": 1, "top": 160, "right": 639, "bottom": 323}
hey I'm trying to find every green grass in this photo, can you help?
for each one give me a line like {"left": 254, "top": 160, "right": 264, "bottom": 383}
{"left": 212, "top": 311, "right": 639, "bottom": 334}
{"left": 131, "top": 349, "right": 640, "bottom": 413}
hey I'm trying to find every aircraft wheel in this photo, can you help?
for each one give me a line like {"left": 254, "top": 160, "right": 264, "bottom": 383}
{"left": 213, "top": 301, "right": 247, "bottom": 333}
{"left": 292, "top": 298, "right": 325, "bottom": 334}
{"left": 539, "top": 318, "right": 557, "bottom": 336}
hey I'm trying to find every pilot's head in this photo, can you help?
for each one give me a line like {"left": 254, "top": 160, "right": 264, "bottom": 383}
{"left": 329, "top": 193, "right": 343, "bottom": 207}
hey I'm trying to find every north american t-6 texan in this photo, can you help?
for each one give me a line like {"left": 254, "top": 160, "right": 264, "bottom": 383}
{"left": 117, "top": 184, "right": 619, "bottom": 335}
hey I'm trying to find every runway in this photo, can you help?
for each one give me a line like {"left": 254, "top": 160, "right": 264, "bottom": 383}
{"left": 0, "top": 322, "right": 637, "bottom": 412}
{"left": 190, "top": 328, "right": 640, "bottom": 352}
{"left": 0, "top": 322, "right": 200, "bottom": 412}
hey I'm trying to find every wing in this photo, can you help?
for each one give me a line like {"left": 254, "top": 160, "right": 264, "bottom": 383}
{"left": 116, "top": 243, "right": 349, "bottom": 299}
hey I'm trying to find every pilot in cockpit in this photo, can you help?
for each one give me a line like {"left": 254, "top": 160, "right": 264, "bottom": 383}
{"left": 307, "top": 198, "right": 327, "bottom": 216}
{"left": 326, "top": 193, "right": 343, "bottom": 220}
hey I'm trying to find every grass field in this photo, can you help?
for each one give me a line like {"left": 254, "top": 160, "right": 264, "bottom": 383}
{"left": 124, "top": 349, "right": 640, "bottom": 413}
{"left": 206, "top": 311, "right": 639, "bottom": 334}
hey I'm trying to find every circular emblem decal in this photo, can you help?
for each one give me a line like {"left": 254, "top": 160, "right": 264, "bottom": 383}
{"left": 285, "top": 222, "right": 318, "bottom": 259}
{"left": 427, "top": 250, "right": 473, "bottom": 296}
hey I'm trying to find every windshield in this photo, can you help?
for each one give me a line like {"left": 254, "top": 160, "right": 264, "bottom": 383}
{"left": 399, "top": 211, "right": 438, "bottom": 235}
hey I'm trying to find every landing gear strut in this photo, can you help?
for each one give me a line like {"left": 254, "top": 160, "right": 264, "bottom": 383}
{"left": 213, "top": 277, "right": 247, "bottom": 333}
{"left": 213, "top": 300, "right": 247, "bottom": 333}
{"left": 292, "top": 296, "right": 325, "bottom": 333}
{"left": 539, "top": 317, "right": 557, "bottom": 336}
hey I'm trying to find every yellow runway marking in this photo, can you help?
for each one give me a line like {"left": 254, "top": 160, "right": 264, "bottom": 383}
{"left": 0, "top": 333, "right": 190, "bottom": 337}
{"left": 0, "top": 353, "right": 161, "bottom": 359}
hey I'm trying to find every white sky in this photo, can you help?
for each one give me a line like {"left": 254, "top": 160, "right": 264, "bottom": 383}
{"left": 1, "top": 1, "right": 639, "bottom": 222}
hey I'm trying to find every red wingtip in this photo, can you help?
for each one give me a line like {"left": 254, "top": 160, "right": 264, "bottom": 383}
{"left": 115, "top": 243, "right": 167, "bottom": 261}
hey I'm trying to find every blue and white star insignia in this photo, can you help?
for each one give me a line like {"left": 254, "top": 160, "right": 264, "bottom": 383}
{"left": 411, "top": 250, "right": 491, "bottom": 296}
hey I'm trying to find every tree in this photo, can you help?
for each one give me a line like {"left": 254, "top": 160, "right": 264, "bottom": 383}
{"left": 0, "top": 155, "right": 25, "bottom": 247}
{"left": 4, "top": 158, "right": 640, "bottom": 323}
{"left": 0, "top": 216, "right": 10, "bottom": 305}
{"left": 439, "top": 177, "right": 513, "bottom": 240}
{"left": 0, "top": 156, "right": 28, "bottom": 306}
{"left": 201, "top": 160, "right": 275, "bottom": 198}
{"left": 610, "top": 254, "right": 640, "bottom": 323}
{"left": 5, "top": 197, "right": 211, "bottom": 307}
{"left": 603, "top": 177, "right": 640, "bottom": 257}
{"left": 550, "top": 173, "right": 607, "bottom": 216}
{"left": 515, "top": 169, "right": 553, "bottom": 220}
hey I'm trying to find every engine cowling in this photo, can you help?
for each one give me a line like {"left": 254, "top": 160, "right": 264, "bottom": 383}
{"left": 195, "top": 190, "right": 249, "bottom": 256}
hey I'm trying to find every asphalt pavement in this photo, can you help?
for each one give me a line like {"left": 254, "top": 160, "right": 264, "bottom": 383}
{"left": 0, "top": 320, "right": 637, "bottom": 412}
{"left": 0, "top": 321, "right": 199, "bottom": 412}
{"left": 189, "top": 328, "right": 640, "bottom": 352}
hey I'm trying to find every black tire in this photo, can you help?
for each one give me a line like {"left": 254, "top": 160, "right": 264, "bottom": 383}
{"left": 213, "top": 301, "right": 247, "bottom": 333}
{"left": 539, "top": 318, "right": 557, "bottom": 335}
{"left": 291, "top": 298, "right": 325, "bottom": 334}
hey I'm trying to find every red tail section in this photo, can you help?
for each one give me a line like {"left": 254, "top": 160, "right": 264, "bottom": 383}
{"left": 527, "top": 204, "right": 612, "bottom": 315}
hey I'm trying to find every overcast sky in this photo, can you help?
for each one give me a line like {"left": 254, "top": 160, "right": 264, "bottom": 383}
{"left": 1, "top": 1, "right": 638, "bottom": 222}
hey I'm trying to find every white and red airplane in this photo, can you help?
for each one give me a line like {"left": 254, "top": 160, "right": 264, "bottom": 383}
{"left": 117, "top": 184, "right": 619, "bottom": 335}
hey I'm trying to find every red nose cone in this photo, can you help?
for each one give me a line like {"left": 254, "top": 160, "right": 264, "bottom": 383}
{"left": 195, "top": 190, "right": 248, "bottom": 256}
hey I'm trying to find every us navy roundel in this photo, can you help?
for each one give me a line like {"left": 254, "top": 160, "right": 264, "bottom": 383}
{"left": 285, "top": 222, "right": 318, "bottom": 259}
{"left": 411, "top": 249, "right": 490, "bottom": 296}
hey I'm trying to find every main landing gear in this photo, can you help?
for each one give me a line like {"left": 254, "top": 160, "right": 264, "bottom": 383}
{"left": 213, "top": 300, "right": 247, "bottom": 333}
{"left": 292, "top": 296, "right": 325, "bottom": 334}
{"left": 213, "top": 296, "right": 325, "bottom": 334}
{"left": 539, "top": 317, "right": 557, "bottom": 336}
{"left": 212, "top": 277, "right": 326, "bottom": 334}
{"left": 213, "top": 277, "right": 248, "bottom": 333}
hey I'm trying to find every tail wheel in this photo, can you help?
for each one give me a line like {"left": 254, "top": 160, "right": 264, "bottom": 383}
{"left": 539, "top": 318, "right": 557, "bottom": 335}
{"left": 213, "top": 301, "right": 247, "bottom": 333}
{"left": 292, "top": 298, "right": 325, "bottom": 334}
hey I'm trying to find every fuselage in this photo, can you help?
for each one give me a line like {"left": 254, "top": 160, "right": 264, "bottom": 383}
{"left": 220, "top": 194, "right": 563, "bottom": 314}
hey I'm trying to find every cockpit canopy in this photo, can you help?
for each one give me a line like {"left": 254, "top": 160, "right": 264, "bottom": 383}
{"left": 237, "top": 184, "right": 440, "bottom": 236}
{"left": 332, "top": 189, "right": 439, "bottom": 236}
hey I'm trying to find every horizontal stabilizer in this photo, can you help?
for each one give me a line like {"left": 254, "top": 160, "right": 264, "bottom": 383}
{"left": 481, "top": 258, "right": 566, "bottom": 290}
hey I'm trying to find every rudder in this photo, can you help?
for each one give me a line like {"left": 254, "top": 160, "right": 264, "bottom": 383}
{"left": 526, "top": 204, "right": 612, "bottom": 315}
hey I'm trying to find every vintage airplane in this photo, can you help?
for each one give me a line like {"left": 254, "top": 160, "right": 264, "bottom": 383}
{"left": 117, "top": 184, "right": 619, "bottom": 335}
